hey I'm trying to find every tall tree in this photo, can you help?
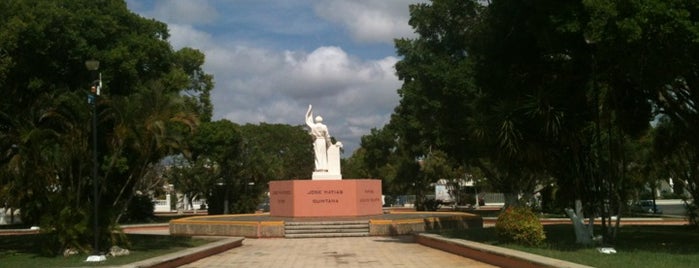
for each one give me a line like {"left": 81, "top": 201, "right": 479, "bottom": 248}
{"left": 653, "top": 117, "right": 699, "bottom": 224}
{"left": 383, "top": 0, "right": 697, "bottom": 244}
{"left": 235, "top": 123, "right": 314, "bottom": 212}
{"left": 0, "top": 0, "right": 212, "bottom": 253}
{"left": 238, "top": 123, "right": 314, "bottom": 181}
{"left": 104, "top": 84, "right": 198, "bottom": 223}
{"left": 188, "top": 120, "right": 242, "bottom": 214}
{"left": 394, "top": 0, "right": 550, "bottom": 206}
{"left": 390, "top": 1, "right": 486, "bottom": 208}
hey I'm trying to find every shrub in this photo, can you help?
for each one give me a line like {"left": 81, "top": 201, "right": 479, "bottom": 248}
{"left": 459, "top": 193, "right": 477, "bottom": 206}
{"left": 421, "top": 198, "right": 443, "bottom": 211}
{"left": 123, "top": 194, "right": 155, "bottom": 223}
{"left": 495, "top": 206, "right": 546, "bottom": 246}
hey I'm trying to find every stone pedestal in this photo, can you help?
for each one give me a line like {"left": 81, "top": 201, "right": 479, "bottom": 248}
{"left": 311, "top": 172, "right": 342, "bottom": 180}
{"left": 269, "top": 179, "right": 382, "bottom": 217}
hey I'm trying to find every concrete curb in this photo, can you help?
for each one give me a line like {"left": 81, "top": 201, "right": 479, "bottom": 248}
{"left": 415, "top": 233, "right": 593, "bottom": 268}
{"left": 123, "top": 237, "right": 243, "bottom": 268}
{"left": 120, "top": 223, "right": 170, "bottom": 229}
{"left": 0, "top": 228, "right": 40, "bottom": 236}
{"left": 169, "top": 212, "right": 482, "bottom": 238}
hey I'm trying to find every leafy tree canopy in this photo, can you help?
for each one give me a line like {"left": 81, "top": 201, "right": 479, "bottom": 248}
{"left": 0, "top": 0, "right": 212, "bottom": 253}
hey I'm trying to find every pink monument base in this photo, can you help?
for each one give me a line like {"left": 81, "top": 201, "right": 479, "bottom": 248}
{"left": 269, "top": 179, "right": 382, "bottom": 217}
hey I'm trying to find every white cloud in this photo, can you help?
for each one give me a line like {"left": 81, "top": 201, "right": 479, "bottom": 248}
{"left": 157, "top": 25, "right": 401, "bottom": 154}
{"left": 314, "top": 0, "right": 426, "bottom": 43}
{"left": 167, "top": 24, "right": 214, "bottom": 49}
{"left": 210, "top": 45, "right": 400, "bottom": 154}
{"left": 151, "top": 0, "right": 219, "bottom": 25}
{"left": 127, "top": 1, "right": 406, "bottom": 155}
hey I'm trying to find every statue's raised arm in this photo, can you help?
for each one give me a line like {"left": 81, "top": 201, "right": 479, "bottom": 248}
{"left": 305, "top": 105, "right": 314, "bottom": 128}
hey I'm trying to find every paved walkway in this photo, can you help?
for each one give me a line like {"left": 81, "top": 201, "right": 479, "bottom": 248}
{"left": 120, "top": 217, "right": 689, "bottom": 268}
{"left": 180, "top": 236, "right": 496, "bottom": 268}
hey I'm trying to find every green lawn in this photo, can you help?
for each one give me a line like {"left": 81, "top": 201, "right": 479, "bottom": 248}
{"left": 440, "top": 224, "right": 699, "bottom": 268}
{"left": 0, "top": 234, "right": 214, "bottom": 267}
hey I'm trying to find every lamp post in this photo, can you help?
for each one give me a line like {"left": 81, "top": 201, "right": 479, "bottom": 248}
{"left": 247, "top": 181, "right": 255, "bottom": 212}
{"left": 85, "top": 60, "right": 105, "bottom": 262}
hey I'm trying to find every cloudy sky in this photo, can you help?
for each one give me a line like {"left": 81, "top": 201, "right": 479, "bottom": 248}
{"left": 125, "top": 0, "right": 426, "bottom": 155}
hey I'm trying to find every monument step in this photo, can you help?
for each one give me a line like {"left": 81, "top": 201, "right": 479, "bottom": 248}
{"left": 285, "top": 232, "right": 370, "bottom": 238}
{"left": 285, "top": 224, "right": 369, "bottom": 230}
{"left": 283, "top": 220, "right": 370, "bottom": 238}
{"left": 284, "top": 220, "right": 368, "bottom": 226}
{"left": 285, "top": 228, "right": 369, "bottom": 234}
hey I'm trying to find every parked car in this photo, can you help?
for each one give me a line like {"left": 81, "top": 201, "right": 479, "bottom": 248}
{"left": 631, "top": 200, "right": 662, "bottom": 214}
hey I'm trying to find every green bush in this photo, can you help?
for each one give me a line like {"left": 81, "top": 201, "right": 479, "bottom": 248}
{"left": 420, "top": 198, "right": 443, "bottom": 211}
{"left": 123, "top": 194, "right": 155, "bottom": 223}
{"left": 495, "top": 206, "right": 546, "bottom": 246}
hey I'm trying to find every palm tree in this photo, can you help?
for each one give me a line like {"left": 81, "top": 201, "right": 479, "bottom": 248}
{"left": 103, "top": 83, "right": 198, "bottom": 223}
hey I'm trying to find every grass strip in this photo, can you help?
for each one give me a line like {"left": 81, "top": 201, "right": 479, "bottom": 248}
{"left": 0, "top": 233, "right": 215, "bottom": 267}
{"left": 440, "top": 224, "right": 699, "bottom": 268}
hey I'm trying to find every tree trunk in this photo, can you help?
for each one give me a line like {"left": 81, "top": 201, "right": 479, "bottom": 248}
{"left": 565, "top": 199, "right": 594, "bottom": 245}
{"left": 224, "top": 186, "right": 230, "bottom": 214}
{"left": 503, "top": 192, "right": 519, "bottom": 208}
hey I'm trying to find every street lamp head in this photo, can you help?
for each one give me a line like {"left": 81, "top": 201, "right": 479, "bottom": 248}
{"left": 85, "top": 60, "right": 100, "bottom": 71}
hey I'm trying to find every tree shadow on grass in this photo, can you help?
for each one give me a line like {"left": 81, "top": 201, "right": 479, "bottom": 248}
{"left": 612, "top": 225, "right": 699, "bottom": 254}
{"left": 0, "top": 233, "right": 197, "bottom": 256}
{"left": 438, "top": 224, "right": 699, "bottom": 268}
{"left": 0, "top": 234, "right": 46, "bottom": 256}
{"left": 440, "top": 224, "right": 699, "bottom": 254}
{"left": 0, "top": 233, "right": 207, "bottom": 267}
{"left": 126, "top": 234, "right": 197, "bottom": 251}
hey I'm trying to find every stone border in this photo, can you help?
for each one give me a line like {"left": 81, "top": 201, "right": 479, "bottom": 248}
{"left": 415, "top": 233, "right": 593, "bottom": 268}
{"left": 126, "top": 237, "right": 243, "bottom": 268}
{"left": 170, "top": 214, "right": 285, "bottom": 238}
{"left": 170, "top": 212, "right": 482, "bottom": 237}
{"left": 370, "top": 212, "right": 483, "bottom": 236}
{"left": 0, "top": 228, "right": 40, "bottom": 236}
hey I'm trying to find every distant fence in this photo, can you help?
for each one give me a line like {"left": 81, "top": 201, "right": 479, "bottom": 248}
{"left": 481, "top": 193, "right": 505, "bottom": 205}
{"left": 153, "top": 199, "right": 170, "bottom": 212}
{"left": 153, "top": 194, "right": 205, "bottom": 212}
{"left": 388, "top": 192, "right": 504, "bottom": 207}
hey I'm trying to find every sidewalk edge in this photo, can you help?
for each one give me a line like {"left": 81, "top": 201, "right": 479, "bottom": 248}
{"left": 415, "top": 233, "right": 593, "bottom": 268}
{"left": 127, "top": 237, "right": 243, "bottom": 268}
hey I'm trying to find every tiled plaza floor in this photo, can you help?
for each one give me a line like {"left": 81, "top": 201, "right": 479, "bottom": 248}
{"left": 180, "top": 236, "right": 496, "bottom": 268}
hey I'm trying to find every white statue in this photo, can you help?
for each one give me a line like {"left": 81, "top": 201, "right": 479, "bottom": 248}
{"left": 305, "top": 105, "right": 342, "bottom": 180}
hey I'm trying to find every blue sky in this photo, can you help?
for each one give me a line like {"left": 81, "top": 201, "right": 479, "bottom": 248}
{"left": 126, "top": 0, "right": 426, "bottom": 155}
